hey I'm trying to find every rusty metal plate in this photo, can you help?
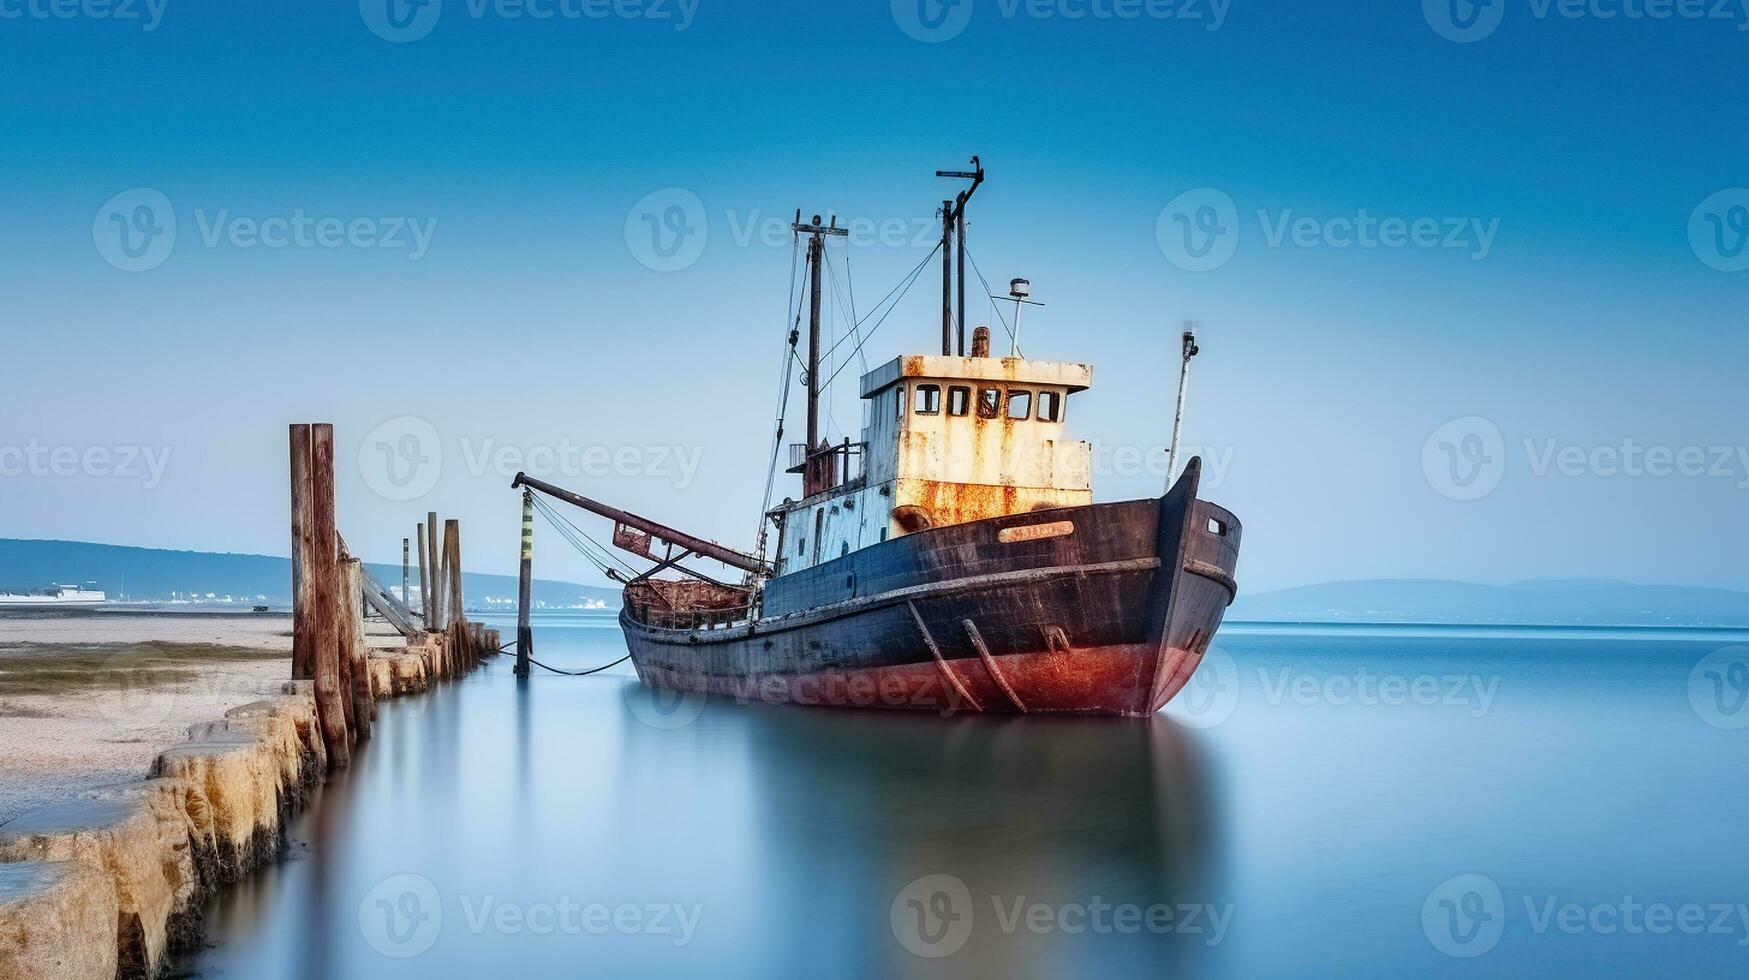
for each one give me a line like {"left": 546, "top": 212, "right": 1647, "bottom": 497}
{"left": 997, "top": 520, "right": 1075, "bottom": 544}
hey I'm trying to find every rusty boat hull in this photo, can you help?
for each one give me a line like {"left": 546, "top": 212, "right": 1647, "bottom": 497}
{"left": 620, "top": 459, "right": 1240, "bottom": 718}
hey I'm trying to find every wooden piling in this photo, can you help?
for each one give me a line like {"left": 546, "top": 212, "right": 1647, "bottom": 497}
{"left": 415, "top": 522, "right": 429, "bottom": 625}
{"left": 427, "top": 513, "right": 442, "bottom": 631}
{"left": 516, "top": 489, "right": 534, "bottom": 677}
{"left": 308, "top": 424, "right": 350, "bottom": 768}
{"left": 336, "top": 557, "right": 359, "bottom": 739}
{"left": 340, "top": 558, "right": 372, "bottom": 741}
{"left": 289, "top": 424, "right": 315, "bottom": 680}
{"left": 444, "top": 519, "right": 467, "bottom": 667}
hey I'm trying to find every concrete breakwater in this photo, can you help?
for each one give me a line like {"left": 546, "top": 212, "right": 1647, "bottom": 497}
{"left": 0, "top": 630, "right": 494, "bottom": 980}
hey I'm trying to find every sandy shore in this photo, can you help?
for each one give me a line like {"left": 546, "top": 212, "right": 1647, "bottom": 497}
{"left": 0, "top": 614, "right": 401, "bottom": 824}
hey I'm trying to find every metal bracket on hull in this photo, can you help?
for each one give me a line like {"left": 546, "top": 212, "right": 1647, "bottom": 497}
{"left": 906, "top": 601, "right": 984, "bottom": 712}
{"left": 961, "top": 619, "right": 1029, "bottom": 713}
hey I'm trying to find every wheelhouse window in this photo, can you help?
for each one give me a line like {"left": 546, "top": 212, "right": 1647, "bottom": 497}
{"left": 947, "top": 385, "right": 970, "bottom": 417}
{"left": 1007, "top": 389, "right": 1032, "bottom": 420}
{"left": 895, "top": 386, "right": 905, "bottom": 422}
{"left": 914, "top": 384, "right": 941, "bottom": 415}
{"left": 977, "top": 387, "right": 1001, "bottom": 419}
{"left": 1037, "top": 390, "right": 1062, "bottom": 422}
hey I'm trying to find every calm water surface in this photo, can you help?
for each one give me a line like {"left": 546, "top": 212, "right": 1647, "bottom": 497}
{"left": 182, "top": 614, "right": 1749, "bottom": 978}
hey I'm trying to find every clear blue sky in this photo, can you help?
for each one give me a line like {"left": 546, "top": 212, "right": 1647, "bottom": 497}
{"left": 2, "top": 0, "right": 1745, "bottom": 593}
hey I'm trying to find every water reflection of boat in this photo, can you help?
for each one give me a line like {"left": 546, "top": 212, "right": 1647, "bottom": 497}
{"left": 679, "top": 696, "right": 1218, "bottom": 974}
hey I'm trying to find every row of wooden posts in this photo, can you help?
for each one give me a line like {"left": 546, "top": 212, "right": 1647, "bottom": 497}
{"left": 288, "top": 423, "right": 487, "bottom": 769}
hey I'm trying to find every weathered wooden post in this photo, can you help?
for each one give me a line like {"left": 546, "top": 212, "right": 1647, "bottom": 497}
{"left": 428, "top": 512, "right": 443, "bottom": 633}
{"left": 401, "top": 537, "right": 411, "bottom": 610}
{"left": 337, "top": 556, "right": 369, "bottom": 742}
{"left": 289, "top": 424, "right": 315, "bottom": 680}
{"left": 340, "top": 558, "right": 373, "bottom": 741}
{"left": 515, "top": 489, "right": 534, "bottom": 678}
{"left": 414, "top": 521, "right": 428, "bottom": 619}
{"left": 308, "top": 424, "right": 350, "bottom": 767}
{"left": 445, "top": 519, "right": 466, "bottom": 665}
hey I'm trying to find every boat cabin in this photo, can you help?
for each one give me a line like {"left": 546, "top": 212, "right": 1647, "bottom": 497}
{"left": 773, "top": 343, "right": 1093, "bottom": 576}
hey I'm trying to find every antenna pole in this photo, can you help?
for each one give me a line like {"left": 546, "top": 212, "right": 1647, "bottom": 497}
{"left": 1166, "top": 324, "right": 1200, "bottom": 489}
{"left": 806, "top": 220, "right": 824, "bottom": 459}
{"left": 936, "top": 157, "right": 984, "bottom": 357}
{"left": 940, "top": 200, "right": 953, "bottom": 356}
{"left": 956, "top": 208, "right": 967, "bottom": 356}
{"left": 791, "top": 213, "right": 848, "bottom": 496}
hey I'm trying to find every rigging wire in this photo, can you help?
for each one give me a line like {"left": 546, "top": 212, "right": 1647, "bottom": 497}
{"left": 823, "top": 249, "right": 868, "bottom": 379}
{"left": 530, "top": 493, "right": 635, "bottom": 577}
{"left": 756, "top": 233, "right": 805, "bottom": 554}
{"left": 819, "top": 241, "right": 941, "bottom": 391}
{"left": 963, "top": 244, "right": 1023, "bottom": 357}
{"left": 817, "top": 242, "right": 941, "bottom": 365}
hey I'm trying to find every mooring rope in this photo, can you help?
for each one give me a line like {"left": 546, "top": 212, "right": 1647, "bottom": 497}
{"left": 494, "top": 639, "right": 633, "bottom": 677}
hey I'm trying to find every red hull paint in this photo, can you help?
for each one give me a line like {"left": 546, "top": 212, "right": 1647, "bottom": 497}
{"left": 636, "top": 641, "right": 1210, "bottom": 718}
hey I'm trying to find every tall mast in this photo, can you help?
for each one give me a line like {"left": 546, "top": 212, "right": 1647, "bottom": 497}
{"left": 936, "top": 157, "right": 984, "bottom": 356}
{"left": 940, "top": 199, "right": 953, "bottom": 356}
{"left": 807, "top": 222, "right": 824, "bottom": 455}
{"left": 791, "top": 212, "right": 847, "bottom": 495}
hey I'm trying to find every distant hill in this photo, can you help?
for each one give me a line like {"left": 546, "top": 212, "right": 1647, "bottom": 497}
{"left": 0, "top": 538, "right": 619, "bottom": 610}
{"left": 1227, "top": 579, "right": 1749, "bottom": 628}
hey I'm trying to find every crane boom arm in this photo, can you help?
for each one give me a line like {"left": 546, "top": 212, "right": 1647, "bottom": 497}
{"left": 511, "top": 472, "right": 773, "bottom": 576}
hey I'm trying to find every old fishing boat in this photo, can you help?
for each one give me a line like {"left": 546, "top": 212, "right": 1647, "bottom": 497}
{"left": 513, "top": 163, "right": 1241, "bottom": 717}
